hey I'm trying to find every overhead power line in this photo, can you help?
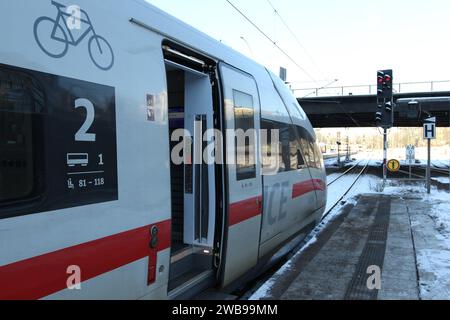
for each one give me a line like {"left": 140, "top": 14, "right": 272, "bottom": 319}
{"left": 225, "top": 0, "right": 317, "bottom": 84}
{"left": 265, "top": 0, "right": 325, "bottom": 80}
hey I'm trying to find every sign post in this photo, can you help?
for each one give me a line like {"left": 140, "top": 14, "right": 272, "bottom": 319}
{"left": 406, "top": 145, "right": 415, "bottom": 180}
{"left": 424, "top": 117, "right": 436, "bottom": 194}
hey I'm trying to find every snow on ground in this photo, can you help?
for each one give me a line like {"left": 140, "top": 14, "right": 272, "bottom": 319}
{"left": 412, "top": 189, "right": 450, "bottom": 299}
{"left": 324, "top": 156, "right": 349, "bottom": 167}
{"left": 432, "top": 160, "right": 450, "bottom": 169}
{"left": 416, "top": 249, "right": 450, "bottom": 299}
{"left": 326, "top": 174, "right": 380, "bottom": 212}
{"left": 433, "top": 176, "right": 450, "bottom": 184}
{"left": 366, "top": 180, "right": 450, "bottom": 300}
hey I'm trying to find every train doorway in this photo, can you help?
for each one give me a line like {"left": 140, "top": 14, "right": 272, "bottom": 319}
{"left": 163, "top": 44, "right": 222, "bottom": 298}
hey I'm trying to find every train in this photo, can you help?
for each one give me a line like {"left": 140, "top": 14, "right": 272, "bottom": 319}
{"left": 0, "top": 0, "right": 327, "bottom": 300}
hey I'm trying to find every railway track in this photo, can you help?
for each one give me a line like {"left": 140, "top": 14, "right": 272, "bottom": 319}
{"left": 322, "top": 159, "right": 371, "bottom": 221}
{"left": 327, "top": 159, "right": 366, "bottom": 187}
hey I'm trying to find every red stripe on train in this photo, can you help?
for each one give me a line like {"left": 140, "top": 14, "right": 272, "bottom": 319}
{"left": 229, "top": 196, "right": 263, "bottom": 226}
{"left": 292, "top": 179, "right": 326, "bottom": 199}
{"left": 0, "top": 220, "right": 171, "bottom": 300}
{"left": 229, "top": 179, "right": 325, "bottom": 226}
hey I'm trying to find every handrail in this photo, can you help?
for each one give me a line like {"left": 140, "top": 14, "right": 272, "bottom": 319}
{"left": 293, "top": 80, "right": 450, "bottom": 98}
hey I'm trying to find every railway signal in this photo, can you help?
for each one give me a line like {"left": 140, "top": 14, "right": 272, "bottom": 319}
{"left": 376, "top": 69, "right": 394, "bottom": 129}
{"left": 376, "top": 69, "right": 394, "bottom": 187}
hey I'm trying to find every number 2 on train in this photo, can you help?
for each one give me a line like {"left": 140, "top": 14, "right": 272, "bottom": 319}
{"left": 75, "top": 98, "right": 96, "bottom": 142}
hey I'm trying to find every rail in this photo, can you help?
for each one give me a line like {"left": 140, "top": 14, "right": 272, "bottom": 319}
{"left": 322, "top": 159, "right": 371, "bottom": 221}
{"left": 327, "top": 159, "right": 366, "bottom": 187}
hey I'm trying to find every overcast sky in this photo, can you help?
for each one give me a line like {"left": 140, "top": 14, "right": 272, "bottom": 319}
{"left": 146, "top": 0, "right": 450, "bottom": 91}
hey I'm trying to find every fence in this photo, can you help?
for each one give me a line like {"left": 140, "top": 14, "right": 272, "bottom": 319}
{"left": 293, "top": 80, "right": 450, "bottom": 98}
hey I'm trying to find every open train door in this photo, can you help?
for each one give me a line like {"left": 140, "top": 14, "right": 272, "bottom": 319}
{"left": 219, "top": 64, "right": 263, "bottom": 286}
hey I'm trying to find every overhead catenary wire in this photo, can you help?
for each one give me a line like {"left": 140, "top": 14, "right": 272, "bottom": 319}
{"left": 225, "top": 0, "right": 317, "bottom": 84}
{"left": 265, "top": 0, "right": 326, "bottom": 80}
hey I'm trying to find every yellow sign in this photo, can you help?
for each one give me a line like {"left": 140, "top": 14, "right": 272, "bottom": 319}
{"left": 387, "top": 159, "right": 401, "bottom": 173}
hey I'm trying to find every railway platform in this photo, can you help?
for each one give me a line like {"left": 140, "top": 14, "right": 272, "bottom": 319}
{"left": 250, "top": 189, "right": 450, "bottom": 300}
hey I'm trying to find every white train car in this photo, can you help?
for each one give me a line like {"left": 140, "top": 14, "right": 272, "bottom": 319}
{"left": 0, "top": 0, "right": 327, "bottom": 299}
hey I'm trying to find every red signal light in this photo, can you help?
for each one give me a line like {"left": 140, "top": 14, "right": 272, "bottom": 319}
{"left": 384, "top": 75, "right": 392, "bottom": 83}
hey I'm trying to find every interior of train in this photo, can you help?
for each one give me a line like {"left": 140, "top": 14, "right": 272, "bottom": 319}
{"left": 164, "top": 45, "right": 219, "bottom": 297}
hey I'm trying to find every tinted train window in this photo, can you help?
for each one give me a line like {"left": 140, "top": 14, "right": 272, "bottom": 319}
{"left": 0, "top": 63, "right": 118, "bottom": 220}
{"left": 296, "top": 125, "right": 323, "bottom": 169}
{"left": 261, "top": 119, "right": 304, "bottom": 173}
{"left": 0, "top": 68, "right": 44, "bottom": 204}
{"left": 233, "top": 90, "right": 256, "bottom": 181}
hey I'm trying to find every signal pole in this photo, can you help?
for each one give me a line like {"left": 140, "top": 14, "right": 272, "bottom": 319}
{"left": 383, "top": 129, "right": 388, "bottom": 184}
{"left": 427, "top": 137, "right": 431, "bottom": 194}
{"left": 424, "top": 117, "right": 437, "bottom": 194}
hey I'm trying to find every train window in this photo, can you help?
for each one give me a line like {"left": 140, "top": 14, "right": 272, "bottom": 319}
{"left": 298, "top": 138, "right": 312, "bottom": 167}
{"left": 279, "top": 125, "right": 290, "bottom": 171}
{"left": 296, "top": 125, "right": 319, "bottom": 168}
{"left": 261, "top": 119, "right": 302, "bottom": 173}
{"left": 312, "top": 142, "right": 325, "bottom": 169}
{"left": 261, "top": 119, "right": 276, "bottom": 171}
{"left": 233, "top": 90, "right": 256, "bottom": 181}
{"left": 295, "top": 127, "right": 324, "bottom": 170}
{"left": 0, "top": 67, "right": 44, "bottom": 205}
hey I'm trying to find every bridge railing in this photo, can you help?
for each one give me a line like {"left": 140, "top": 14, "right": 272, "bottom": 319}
{"left": 293, "top": 80, "right": 450, "bottom": 98}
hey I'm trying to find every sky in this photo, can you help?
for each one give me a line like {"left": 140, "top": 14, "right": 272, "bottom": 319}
{"left": 146, "top": 0, "right": 450, "bottom": 91}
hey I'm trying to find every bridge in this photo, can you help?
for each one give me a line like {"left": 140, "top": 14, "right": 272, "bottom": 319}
{"left": 295, "top": 80, "right": 450, "bottom": 128}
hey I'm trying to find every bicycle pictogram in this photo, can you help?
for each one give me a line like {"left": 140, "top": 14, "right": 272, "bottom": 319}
{"left": 34, "top": 1, "right": 114, "bottom": 71}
